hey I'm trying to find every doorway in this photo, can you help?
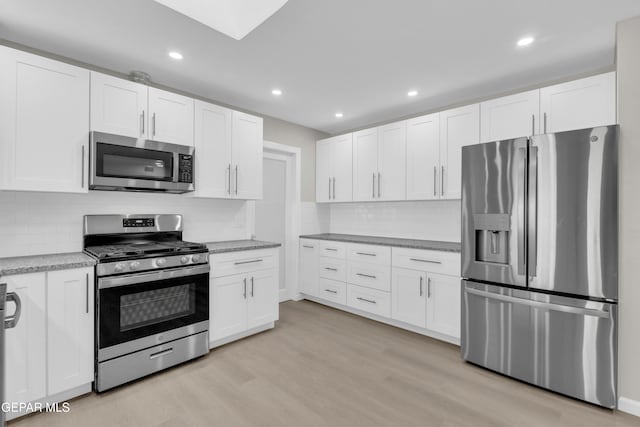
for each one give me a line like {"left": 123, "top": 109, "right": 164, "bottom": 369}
{"left": 253, "top": 142, "right": 301, "bottom": 302}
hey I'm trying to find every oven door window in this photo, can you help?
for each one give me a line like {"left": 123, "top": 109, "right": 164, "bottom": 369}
{"left": 99, "top": 273, "right": 208, "bottom": 349}
{"left": 96, "top": 142, "right": 174, "bottom": 181}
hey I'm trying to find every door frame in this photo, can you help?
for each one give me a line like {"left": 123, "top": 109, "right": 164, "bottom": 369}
{"left": 250, "top": 141, "right": 301, "bottom": 302}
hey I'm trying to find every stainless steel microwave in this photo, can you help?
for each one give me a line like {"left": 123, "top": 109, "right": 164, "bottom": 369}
{"left": 89, "top": 132, "right": 195, "bottom": 193}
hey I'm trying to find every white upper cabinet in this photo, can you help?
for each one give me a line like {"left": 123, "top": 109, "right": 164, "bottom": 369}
{"left": 353, "top": 127, "right": 379, "bottom": 202}
{"left": 0, "top": 46, "right": 90, "bottom": 193}
{"left": 480, "top": 89, "right": 540, "bottom": 143}
{"left": 231, "top": 111, "right": 263, "bottom": 199}
{"left": 439, "top": 104, "right": 480, "bottom": 200}
{"left": 148, "top": 87, "right": 194, "bottom": 146}
{"left": 377, "top": 121, "right": 407, "bottom": 201}
{"left": 315, "top": 134, "right": 353, "bottom": 202}
{"left": 192, "top": 100, "right": 233, "bottom": 198}
{"left": 406, "top": 113, "right": 440, "bottom": 200}
{"left": 540, "top": 72, "right": 616, "bottom": 133}
{"left": 90, "top": 72, "right": 148, "bottom": 139}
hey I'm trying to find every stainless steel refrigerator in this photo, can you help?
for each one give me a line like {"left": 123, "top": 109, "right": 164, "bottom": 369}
{"left": 460, "top": 125, "right": 618, "bottom": 408}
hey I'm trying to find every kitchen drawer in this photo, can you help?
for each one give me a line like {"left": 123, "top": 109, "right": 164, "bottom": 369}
{"left": 392, "top": 248, "right": 460, "bottom": 276}
{"left": 318, "top": 241, "right": 347, "bottom": 259}
{"left": 319, "top": 257, "right": 347, "bottom": 282}
{"left": 317, "top": 278, "right": 347, "bottom": 305}
{"left": 299, "top": 239, "right": 318, "bottom": 250}
{"left": 347, "top": 261, "right": 391, "bottom": 292}
{"left": 211, "top": 248, "right": 278, "bottom": 278}
{"left": 347, "top": 284, "right": 391, "bottom": 318}
{"left": 347, "top": 243, "right": 391, "bottom": 265}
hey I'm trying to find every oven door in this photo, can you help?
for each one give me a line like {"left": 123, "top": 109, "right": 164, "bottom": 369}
{"left": 89, "top": 131, "right": 195, "bottom": 193}
{"left": 97, "top": 264, "right": 209, "bottom": 361}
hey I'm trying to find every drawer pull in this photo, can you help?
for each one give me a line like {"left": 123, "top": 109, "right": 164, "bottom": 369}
{"left": 150, "top": 347, "right": 174, "bottom": 359}
{"left": 356, "top": 252, "right": 376, "bottom": 257}
{"left": 324, "top": 248, "right": 339, "bottom": 252}
{"left": 234, "top": 259, "right": 263, "bottom": 265}
{"left": 357, "top": 297, "right": 376, "bottom": 304}
{"left": 324, "top": 289, "right": 338, "bottom": 294}
{"left": 356, "top": 273, "right": 377, "bottom": 279}
{"left": 409, "top": 258, "right": 442, "bottom": 264}
{"left": 302, "top": 245, "right": 314, "bottom": 249}
{"left": 324, "top": 267, "right": 338, "bottom": 271}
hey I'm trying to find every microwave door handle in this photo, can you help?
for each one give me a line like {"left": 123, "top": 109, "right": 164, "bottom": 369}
{"left": 173, "top": 152, "right": 180, "bottom": 183}
{"left": 528, "top": 146, "right": 538, "bottom": 278}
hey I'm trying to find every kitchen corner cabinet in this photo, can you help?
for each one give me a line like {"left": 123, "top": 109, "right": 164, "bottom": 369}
{"left": 90, "top": 72, "right": 148, "bottom": 139}
{"left": 0, "top": 46, "right": 89, "bottom": 194}
{"left": 540, "top": 72, "right": 616, "bottom": 134}
{"left": 406, "top": 113, "right": 440, "bottom": 200}
{"left": 299, "top": 239, "right": 319, "bottom": 296}
{"left": 209, "top": 249, "right": 279, "bottom": 346}
{"left": 439, "top": 104, "right": 480, "bottom": 200}
{"left": 148, "top": 87, "right": 194, "bottom": 146}
{"left": 480, "top": 90, "right": 540, "bottom": 143}
{"left": 2, "top": 267, "right": 94, "bottom": 420}
{"left": 316, "top": 134, "right": 353, "bottom": 202}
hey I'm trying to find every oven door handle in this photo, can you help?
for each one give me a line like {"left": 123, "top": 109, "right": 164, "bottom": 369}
{"left": 98, "top": 264, "right": 210, "bottom": 289}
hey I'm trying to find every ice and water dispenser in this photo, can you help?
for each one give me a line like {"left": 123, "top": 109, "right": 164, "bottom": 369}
{"left": 473, "top": 213, "right": 510, "bottom": 264}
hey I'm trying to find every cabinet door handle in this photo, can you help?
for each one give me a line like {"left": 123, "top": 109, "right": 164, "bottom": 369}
{"left": 234, "top": 259, "right": 263, "bottom": 265}
{"left": 303, "top": 245, "right": 314, "bottom": 249}
{"left": 81, "top": 145, "right": 85, "bottom": 188}
{"left": 329, "top": 177, "right": 332, "bottom": 200}
{"left": 332, "top": 177, "right": 336, "bottom": 200}
{"left": 324, "top": 267, "right": 338, "bottom": 271}
{"left": 324, "top": 289, "right": 337, "bottom": 294}
{"left": 324, "top": 248, "right": 338, "bottom": 252}
{"left": 441, "top": 166, "right": 445, "bottom": 196}
{"left": 243, "top": 278, "right": 247, "bottom": 299}
{"left": 152, "top": 113, "right": 156, "bottom": 137}
{"left": 356, "top": 252, "right": 376, "bottom": 257}
{"left": 251, "top": 276, "right": 254, "bottom": 297}
{"left": 427, "top": 277, "right": 432, "bottom": 298}
{"left": 85, "top": 273, "right": 89, "bottom": 314}
{"left": 372, "top": 173, "right": 376, "bottom": 198}
{"left": 531, "top": 114, "right": 535, "bottom": 135}
{"left": 235, "top": 165, "right": 239, "bottom": 195}
{"left": 409, "top": 258, "right": 442, "bottom": 264}
{"left": 141, "top": 110, "right": 145, "bottom": 135}
{"left": 356, "top": 273, "right": 376, "bottom": 279}
{"left": 543, "top": 112, "right": 547, "bottom": 133}
{"left": 419, "top": 276, "right": 423, "bottom": 297}
{"left": 357, "top": 297, "right": 376, "bottom": 304}
{"left": 227, "top": 164, "right": 231, "bottom": 195}
{"left": 433, "top": 166, "right": 437, "bottom": 197}
{"left": 378, "top": 172, "right": 381, "bottom": 198}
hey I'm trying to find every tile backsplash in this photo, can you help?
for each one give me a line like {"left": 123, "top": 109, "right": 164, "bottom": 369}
{"left": 0, "top": 191, "right": 251, "bottom": 258}
{"left": 329, "top": 200, "right": 461, "bottom": 242}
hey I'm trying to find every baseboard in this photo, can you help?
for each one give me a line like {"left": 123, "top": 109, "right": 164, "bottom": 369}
{"left": 618, "top": 397, "right": 640, "bottom": 417}
{"left": 209, "top": 322, "right": 275, "bottom": 349}
{"left": 290, "top": 292, "right": 304, "bottom": 301}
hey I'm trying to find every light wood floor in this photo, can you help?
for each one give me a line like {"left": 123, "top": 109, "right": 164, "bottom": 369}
{"left": 9, "top": 300, "right": 640, "bottom": 427}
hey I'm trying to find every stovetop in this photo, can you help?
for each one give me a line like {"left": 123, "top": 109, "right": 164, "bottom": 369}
{"left": 85, "top": 240, "right": 207, "bottom": 262}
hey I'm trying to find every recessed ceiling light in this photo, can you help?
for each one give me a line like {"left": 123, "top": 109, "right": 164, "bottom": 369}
{"left": 335, "top": 112, "right": 344, "bottom": 118}
{"left": 517, "top": 36, "right": 535, "bottom": 47}
{"left": 168, "top": 51, "right": 183, "bottom": 60}
{"left": 272, "top": 89, "right": 282, "bottom": 96}
{"left": 408, "top": 90, "right": 418, "bottom": 97}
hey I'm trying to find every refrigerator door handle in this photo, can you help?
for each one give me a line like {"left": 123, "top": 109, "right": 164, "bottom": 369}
{"left": 528, "top": 146, "right": 538, "bottom": 278}
{"left": 464, "top": 287, "right": 610, "bottom": 319}
{"left": 517, "top": 147, "right": 527, "bottom": 276}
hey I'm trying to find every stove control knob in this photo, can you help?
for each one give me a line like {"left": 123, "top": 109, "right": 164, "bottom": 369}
{"left": 192, "top": 254, "right": 201, "bottom": 263}
{"left": 130, "top": 261, "right": 141, "bottom": 270}
{"left": 156, "top": 258, "right": 167, "bottom": 267}
{"left": 180, "top": 256, "right": 189, "bottom": 265}
{"left": 114, "top": 263, "right": 126, "bottom": 273}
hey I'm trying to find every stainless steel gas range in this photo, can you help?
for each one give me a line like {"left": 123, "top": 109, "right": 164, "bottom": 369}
{"left": 83, "top": 214, "right": 210, "bottom": 392}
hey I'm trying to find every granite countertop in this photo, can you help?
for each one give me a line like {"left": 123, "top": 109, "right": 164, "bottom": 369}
{"left": 204, "top": 240, "right": 281, "bottom": 254}
{"left": 0, "top": 252, "right": 97, "bottom": 277}
{"left": 298, "top": 233, "right": 461, "bottom": 253}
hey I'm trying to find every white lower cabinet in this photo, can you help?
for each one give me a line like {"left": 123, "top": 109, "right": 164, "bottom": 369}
{"left": 347, "top": 284, "right": 391, "bottom": 317}
{"left": 317, "top": 278, "right": 347, "bottom": 305}
{"left": 425, "top": 273, "right": 461, "bottom": 338}
{"left": 391, "top": 268, "right": 427, "bottom": 328}
{"left": 209, "top": 248, "right": 279, "bottom": 347}
{"left": 299, "top": 239, "right": 319, "bottom": 296}
{"left": 2, "top": 267, "right": 94, "bottom": 420}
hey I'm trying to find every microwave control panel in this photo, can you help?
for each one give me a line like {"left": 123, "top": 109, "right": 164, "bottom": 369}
{"left": 178, "top": 154, "right": 193, "bottom": 183}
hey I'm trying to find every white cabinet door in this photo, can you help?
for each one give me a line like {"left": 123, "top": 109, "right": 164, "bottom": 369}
{"left": 406, "top": 113, "right": 440, "bottom": 200}
{"left": 299, "top": 240, "right": 319, "bottom": 296}
{"left": 148, "top": 87, "right": 194, "bottom": 146}
{"left": 247, "top": 269, "right": 279, "bottom": 329}
{"left": 353, "top": 128, "right": 379, "bottom": 202}
{"left": 481, "top": 89, "right": 540, "bottom": 143}
{"left": 90, "top": 72, "right": 148, "bottom": 139}
{"left": 192, "top": 101, "right": 232, "bottom": 198}
{"left": 540, "top": 72, "right": 616, "bottom": 133}
{"left": 440, "top": 104, "right": 479, "bottom": 200}
{"left": 232, "top": 111, "right": 263, "bottom": 200}
{"left": 0, "top": 46, "right": 89, "bottom": 193}
{"left": 4, "top": 273, "right": 47, "bottom": 404}
{"left": 377, "top": 121, "right": 406, "bottom": 201}
{"left": 315, "top": 138, "right": 332, "bottom": 202}
{"left": 391, "top": 268, "right": 426, "bottom": 328}
{"left": 46, "top": 268, "right": 94, "bottom": 395}
{"left": 211, "top": 275, "right": 248, "bottom": 342}
{"left": 331, "top": 133, "right": 353, "bottom": 202}
{"left": 426, "top": 273, "right": 461, "bottom": 339}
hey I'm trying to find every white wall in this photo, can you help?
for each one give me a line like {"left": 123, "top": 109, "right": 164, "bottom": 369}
{"left": 328, "top": 201, "right": 461, "bottom": 242}
{"left": 0, "top": 191, "right": 250, "bottom": 258}
{"left": 300, "top": 202, "right": 330, "bottom": 235}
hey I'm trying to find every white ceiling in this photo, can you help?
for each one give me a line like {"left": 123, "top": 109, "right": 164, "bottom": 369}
{"left": 1, "top": 0, "right": 639, "bottom": 134}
